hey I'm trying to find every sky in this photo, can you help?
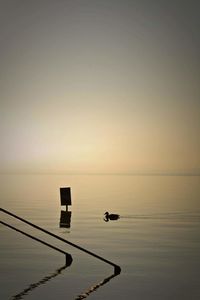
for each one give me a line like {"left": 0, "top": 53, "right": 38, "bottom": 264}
{"left": 0, "top": 0, "right": 200, "bottom": 174}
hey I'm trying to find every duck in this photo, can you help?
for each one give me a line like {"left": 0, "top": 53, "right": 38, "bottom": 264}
{"left": 104, "top": 211, "right": 120, "bottom": 221}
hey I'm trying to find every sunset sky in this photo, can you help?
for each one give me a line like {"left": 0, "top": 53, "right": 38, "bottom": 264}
{"left": 1, "top": 0, "right": 200, "bottom": 174}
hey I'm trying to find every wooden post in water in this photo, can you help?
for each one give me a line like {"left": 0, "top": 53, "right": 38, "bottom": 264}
{"left": 60, "top": 187, "right": 71, "bottom": 211}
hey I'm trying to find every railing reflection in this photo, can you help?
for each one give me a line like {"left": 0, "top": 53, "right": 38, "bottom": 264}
{"left": 11, "top": 263, "right": 72, "bottom": 300}
{"left": 75, "top": 269, "right": 121, "bottom": 299}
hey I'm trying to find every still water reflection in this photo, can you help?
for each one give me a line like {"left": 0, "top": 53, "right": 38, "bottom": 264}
{"left": 0, "top": 174, "right": 200, "bottom": 299}
{"left": 59, "top": 210, "right": 72, "bottom": 228}
{"left": 11, "top": 265, "right": 68, "bottom": 300}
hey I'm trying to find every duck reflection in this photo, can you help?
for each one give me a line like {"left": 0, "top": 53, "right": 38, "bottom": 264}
{"left": 59, "top": 210, "right": 72, "bottom": 228}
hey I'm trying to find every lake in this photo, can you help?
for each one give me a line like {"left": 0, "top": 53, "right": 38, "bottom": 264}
{"left": 0, "top": 174, "right": 200, "bottom": 299}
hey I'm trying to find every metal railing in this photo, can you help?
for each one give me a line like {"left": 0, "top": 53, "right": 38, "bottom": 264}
{"left": 0, "top": 220, "right": 72, "bottom": 266}
{"left": 0, "top": 208, "right": 121, "bottom": 274}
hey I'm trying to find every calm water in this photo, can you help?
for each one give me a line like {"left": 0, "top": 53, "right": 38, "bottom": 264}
{"left": 0, "top": 174, "right": 200, "bottom": 299}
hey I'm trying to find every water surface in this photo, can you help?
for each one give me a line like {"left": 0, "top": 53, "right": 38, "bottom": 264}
{"left": 0, "top": 174, "right": 200, "bottom": 299}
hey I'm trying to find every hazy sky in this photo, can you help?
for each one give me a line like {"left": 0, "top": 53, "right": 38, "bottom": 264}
{"left": 1, "top": 0, "right": 200, "bottom": 174}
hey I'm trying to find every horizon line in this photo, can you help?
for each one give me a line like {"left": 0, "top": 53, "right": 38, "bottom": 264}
{"left": 0, "top": 171, "right": 200, "bottom": 176}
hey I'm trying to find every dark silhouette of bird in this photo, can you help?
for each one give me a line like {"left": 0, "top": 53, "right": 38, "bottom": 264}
{"left": 104, "top": 212, "right": 120, "bottom": 221}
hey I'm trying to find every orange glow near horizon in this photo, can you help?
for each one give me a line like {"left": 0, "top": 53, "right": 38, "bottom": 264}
{"left": 0, "top": 1, "right": 200, "bottom": 174}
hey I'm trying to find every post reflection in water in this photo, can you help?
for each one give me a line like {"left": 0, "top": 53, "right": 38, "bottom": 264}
{"left": 11, "top": 259, "right": 72, "bottom": 300}
{"left": 59, "top": 210, "right": 72, "bottom": 228}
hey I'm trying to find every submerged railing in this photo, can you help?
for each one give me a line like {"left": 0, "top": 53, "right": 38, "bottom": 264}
{"left": 0, "top": 208, "right": 121, "bottom": 274}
